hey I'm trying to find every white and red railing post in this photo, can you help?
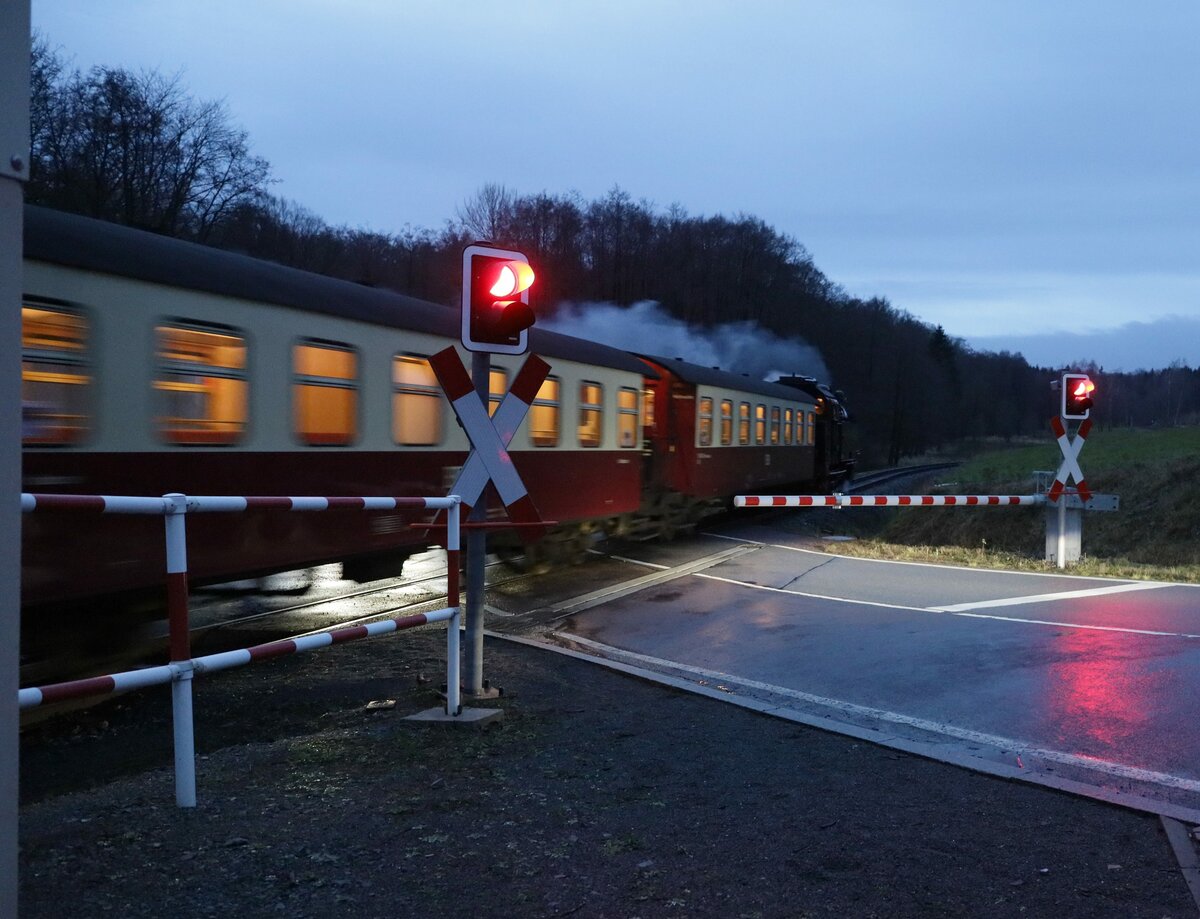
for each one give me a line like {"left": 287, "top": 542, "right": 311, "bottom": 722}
{"left": 163, "top": 493, "right": 197, "bottom": 806}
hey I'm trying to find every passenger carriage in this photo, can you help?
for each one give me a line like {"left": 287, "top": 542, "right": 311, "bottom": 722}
{"left": 20, "top": 206, "right": 648, "bottom": 616}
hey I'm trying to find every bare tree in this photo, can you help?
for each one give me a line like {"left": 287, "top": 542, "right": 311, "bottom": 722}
{"left": 456, "top": 183, "right": 515, "bottom": 242}
{"left": 28, "top": 41, "right": 271, "bottom": 239}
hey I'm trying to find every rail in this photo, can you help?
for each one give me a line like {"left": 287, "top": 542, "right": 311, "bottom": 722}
{"left": 20, "top": 492, "right": 463, "bottom": 808}
{"left": 845, "top": 462, "right": 961, "bottom": 493}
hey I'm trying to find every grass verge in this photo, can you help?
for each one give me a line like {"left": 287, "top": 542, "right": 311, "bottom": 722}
{"left": 828, "top": 426, "right": 1200, "bottom": 583}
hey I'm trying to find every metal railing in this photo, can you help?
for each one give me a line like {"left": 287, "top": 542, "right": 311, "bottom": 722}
{"left": 20, "top": 492, "right": 463, "bottom": 807}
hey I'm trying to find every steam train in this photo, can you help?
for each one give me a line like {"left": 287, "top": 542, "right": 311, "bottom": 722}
{"left": 20, "top": 205, "right": 854, "bottom": 656}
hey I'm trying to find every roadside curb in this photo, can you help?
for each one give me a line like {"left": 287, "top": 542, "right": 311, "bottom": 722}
{"left": 488, "top": 628, "right": 1200, "bottom": 828}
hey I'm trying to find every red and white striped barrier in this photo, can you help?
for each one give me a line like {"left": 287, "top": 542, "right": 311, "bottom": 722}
{"left": 735, "top": 494, "right": 1045, "bottom": 508}
{"left": 19, "top": 608, "right": 457, "bottom": 709}
{"left": 20, "top": 492, "right": 462, "bottom": 808}
{"left": 21, "top": 494, "right": 443, "bottom": 513}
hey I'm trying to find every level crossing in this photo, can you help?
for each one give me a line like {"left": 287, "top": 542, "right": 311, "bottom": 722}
{"left": 537, "top": 526, "right": 1200, "bottom": 821}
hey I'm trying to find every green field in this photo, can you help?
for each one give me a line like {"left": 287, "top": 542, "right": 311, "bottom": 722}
{"left": 823, "top": 426, "right": 1200, "bottom": 582}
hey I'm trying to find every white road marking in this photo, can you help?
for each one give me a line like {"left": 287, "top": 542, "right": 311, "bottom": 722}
{"left": 701, "top": 529, "right": 1200, "bottom": 585}
{"left": 694, "top": 572, "right": 930, "bottom": 613}
{"left": 536, "top": 545, "right": 757, "bottom": 621}
{"left": 558, "top": 634, "right": 1200, "bottom": 794}
{"left": 587, "top": 548, "right": 669, "bottom": 570}
{"left": 695, "top": 570, "right": 1200, "bottom": 638}
{"left": 690, "top": 534, "right": 1199, "bottom": 636}
{"left": 933, "top": 580, "right": 1171, "bottom": 612}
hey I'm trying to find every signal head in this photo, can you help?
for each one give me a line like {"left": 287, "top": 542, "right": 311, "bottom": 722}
{"left": 461, "top": 244, "right": 536, "bottom": 354}
{"left": 1061, "top": 372, "right": 1095, "bottom": 420}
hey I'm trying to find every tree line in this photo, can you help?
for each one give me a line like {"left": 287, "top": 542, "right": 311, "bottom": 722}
{"left": 27, "top": 38, "right": 1200, "bottom": 465}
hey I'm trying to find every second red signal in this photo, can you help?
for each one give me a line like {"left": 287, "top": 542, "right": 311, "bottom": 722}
{"left": 1061, "top": 372, "right": 1095, "bottom": 420}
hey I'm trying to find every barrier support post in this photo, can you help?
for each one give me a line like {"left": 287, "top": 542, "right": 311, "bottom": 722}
{"left": 446, "top": 498, "right": 462, "bottom": 717}
{"left": 164, "top": 493, "right": 197, "bottom": 807}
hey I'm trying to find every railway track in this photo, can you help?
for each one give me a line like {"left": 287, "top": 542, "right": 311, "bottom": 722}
{"left": 845, "top": 462, "right": 960, "bottom": 493}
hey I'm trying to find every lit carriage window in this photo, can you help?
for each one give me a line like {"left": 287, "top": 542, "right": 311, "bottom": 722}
{"left": 738, "top": 402, "right": 750, "bottom": 445}
{"left": 642, "top": 388, "right": 655, "bottom": 433}
{"left": 22, "top": 304, "right": 91, "bottom": 446}
{"left": 155, "top": 322, "right": 247, "bottom": 445}
{"left": 755, "top": 404, "right": 766, "bottom": 445}
{"left": 720, "top": 400, "right": 733, "bottom": 446}
{"left": 293, "top": 340, "right": 357, "bottom": 446}
{"left": 784, "top": 408, "right": 794, "bottom": 445}
{"left": 392, "top": 354, "right": 442, "bottom": 446}
{"left": 530, "top": 376, "right": 560, "bottom": 447}
{"left": 807, "top": 410, "right": 817, "bottom": 445}
{"left": 489, "top": 367, "right": 507, "bottom": 417}
{"left": 578, "top": 381, "right": 603, "bottom": 448}
{"left": 618, "top": 387, "right": 639, "bottom": 448}
{"left": 770, "top": 406, "right": 781, "bottom": 445}
{"left": 698, "top": 397, "right": 713, "bottom": 447}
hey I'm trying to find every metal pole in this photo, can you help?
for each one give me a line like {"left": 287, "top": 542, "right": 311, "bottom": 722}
{"left": 0, "top": 5, "right": 29, "bottom": 914}
{"left": 445, "top": 499, "right": 462, "bottom": 716}
{"left": 163, "top": 494, "right": 197, "bottom": 807}
{"left": 465, "top": 351, "right": 488, "bottom": 695}
{"left": 171, "top": 669, "right": 197, "bottom": 807}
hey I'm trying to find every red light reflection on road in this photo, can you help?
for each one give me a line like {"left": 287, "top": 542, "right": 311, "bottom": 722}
{"left": 1047, "top": 627, "right": 1164, "bottom": 752}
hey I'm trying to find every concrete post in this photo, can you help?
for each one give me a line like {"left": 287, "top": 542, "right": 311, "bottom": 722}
{"left": 1045, "top": 502, "right": 1082, "bottom": 568}
{"left": 0, "top": 3, "right": 30, "bottom": 914}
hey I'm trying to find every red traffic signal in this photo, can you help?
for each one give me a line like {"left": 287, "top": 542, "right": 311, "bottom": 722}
{"left": 1061, "top": 372, "right": 1095, "bottom": 420}
{"left": 461, "top": 244, "right": 536, "bottom": 354}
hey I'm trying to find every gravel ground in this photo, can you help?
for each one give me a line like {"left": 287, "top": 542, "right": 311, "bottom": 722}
{"left": 19, "top": 629, "right": 1199, "bottom": 918}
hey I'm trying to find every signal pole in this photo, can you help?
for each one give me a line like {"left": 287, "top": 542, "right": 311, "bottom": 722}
{"left": 465, "top": 350, "right": 490, "bottom": 696}
{"left": 1045, "top": 372, "right": 1099, "bottom": 568}
{"left": 458, "top": 244, "right": 538, "bottom": 697}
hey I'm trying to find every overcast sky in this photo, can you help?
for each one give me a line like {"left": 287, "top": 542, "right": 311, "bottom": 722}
{"left": 30, "top": 1, "right": 1200, "bottom": 372}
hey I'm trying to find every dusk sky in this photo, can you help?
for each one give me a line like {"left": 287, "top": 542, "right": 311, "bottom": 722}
{"left": 30, "top": 1, "right": 1200, "bottom": 372}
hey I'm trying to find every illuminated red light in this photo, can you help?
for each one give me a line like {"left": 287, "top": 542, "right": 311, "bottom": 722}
{"left": 1073, "top": 379, "right": 1095, "bottom": 397}
{"left": 489, "top": 262, "right": 535, "bottom": 298}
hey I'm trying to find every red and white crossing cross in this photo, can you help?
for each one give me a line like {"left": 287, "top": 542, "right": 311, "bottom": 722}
{"left": 429, "top": 346, "right": 548, "bottom": 540}
{"left": 1048, "top": 415, "right": 1092, "bottom": 503}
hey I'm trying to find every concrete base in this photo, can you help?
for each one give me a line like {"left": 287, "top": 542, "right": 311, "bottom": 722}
{"left": 404, "top": 706, "right": 504, "bottom": 728}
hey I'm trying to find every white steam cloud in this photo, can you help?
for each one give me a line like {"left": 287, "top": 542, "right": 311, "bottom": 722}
{"left": 543, "top": 301, "right": 832, "bottom": 385}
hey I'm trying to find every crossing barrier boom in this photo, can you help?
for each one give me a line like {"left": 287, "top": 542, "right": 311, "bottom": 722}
{"left": 735, "top": 494, "right": 1046, "bottom": 508}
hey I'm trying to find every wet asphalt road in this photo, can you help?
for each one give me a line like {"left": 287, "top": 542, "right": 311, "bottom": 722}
{"left": 542, "top": 519, "right": 1200, "bottom": 819}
